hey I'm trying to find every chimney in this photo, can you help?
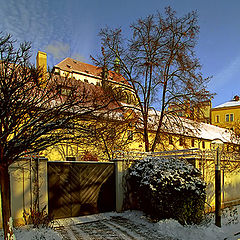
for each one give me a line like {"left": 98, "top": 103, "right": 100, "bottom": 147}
{"left": 36, "top": 51, "right": 47, "bottom": 73}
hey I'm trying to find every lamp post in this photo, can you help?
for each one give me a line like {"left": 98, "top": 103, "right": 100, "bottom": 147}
{"left": 211, "top": 138, "right": 224, "bottom": 228}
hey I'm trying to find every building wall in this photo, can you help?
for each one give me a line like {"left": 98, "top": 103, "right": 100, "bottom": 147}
{"left": 211, "top": 106, "right": 240, "bottom": 131}
{"left": 43, "top": 128, "right": 219, "bottom": 162}
{"left": 36, "top": 51, "right": 47, "bottom": 73}
{"left": 168, "top": 100, "right": 212, "bottom": 124}
{"left": 57, "top": 69, "right": 101, "bottom": 86}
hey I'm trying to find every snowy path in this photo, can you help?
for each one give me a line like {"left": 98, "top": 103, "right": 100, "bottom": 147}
{"left": 2, "top": 208, "right": 240, "bottom": 239}
{"left": 53, "top": 215, "right": 176, "bottom": 240}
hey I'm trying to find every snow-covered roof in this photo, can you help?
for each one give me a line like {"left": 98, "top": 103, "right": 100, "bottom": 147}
{"left": 108, "top": 103, "right": 239, "bottom": 144}
{"left": 213, "top": 100, "right": 240, "bottom": 109}
{"left": 147, "top": 111, "right": 239, "bottom": 144}
{"left": 182, "top": 119, "right": 237, "bottom": 144}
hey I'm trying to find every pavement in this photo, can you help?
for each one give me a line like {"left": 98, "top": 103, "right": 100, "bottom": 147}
{"left": 53, "top": 213, "right": 176, "bottom": 240}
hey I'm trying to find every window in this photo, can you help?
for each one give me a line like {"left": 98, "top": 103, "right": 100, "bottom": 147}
{"left": 127, "top": 130, "right": 133, "bottom": 140}
{"left": 109, "top": 129, "right": 116, "bottom": 139}
{"left": 169, "top": 136, "right": 173, "bottom": 145}
{"left": 66, "top": 156, "right": 76, "bottom": 161}
{"left": 179, "top": 136, "right": 184, "bottom": 146}
{"left": 226, "top": 114, "right": 229, "bottom": 122}
{"left": 216, "top": 115, "right": 220, "bottom": 123}
{"left": 191, "top": 139, "right": 195, "bottom": 148}
{"left": 230, "top": 113, "right": 234, "bottom": 122}
{"left": 127, "top": 95, "right": 133, "bottom": 104}
{"left": 227, "top": 145, "right": 229, "bottom": 151}
{"left": 202, "top": 141, "right": 205, "bottom": 149}
{"left": 54, "top": 68, "right": 60, "bottom": 75}
{"left": 58, "top": 86, "right": 73, "bottom": 96}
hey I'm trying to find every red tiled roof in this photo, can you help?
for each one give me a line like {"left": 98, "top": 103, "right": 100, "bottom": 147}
{"left": 52, "top": 74, "right": 124, "bottom": 113}
{"left": 54, "top": 57, "right": 130, "bottom": 86}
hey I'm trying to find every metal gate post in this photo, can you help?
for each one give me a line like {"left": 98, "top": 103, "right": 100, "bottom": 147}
{"left": 215, "top": 147, "right": 221, "bottom": 227}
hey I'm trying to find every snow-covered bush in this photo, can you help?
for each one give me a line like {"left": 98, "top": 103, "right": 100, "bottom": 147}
{"left": 127, "top": 157, "right": 206, "bottom": 225}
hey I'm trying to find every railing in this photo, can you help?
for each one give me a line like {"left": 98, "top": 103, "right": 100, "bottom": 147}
{"left": 114, "top": 148, "right": 240, "bottom": 162}
{"left": 114, "top": 148, "right": 201, "bottom": 161}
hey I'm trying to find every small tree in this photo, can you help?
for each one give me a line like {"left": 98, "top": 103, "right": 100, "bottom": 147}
{"left": 93, "top": 7, "right": 214, "bottom": 152}
{"left": 0, "top": 33, "right": 114, "bottom": 239}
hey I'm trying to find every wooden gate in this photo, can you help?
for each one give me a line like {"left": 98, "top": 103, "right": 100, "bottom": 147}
{"left": 48, "top": 161, "right": 115, "bottom": 219}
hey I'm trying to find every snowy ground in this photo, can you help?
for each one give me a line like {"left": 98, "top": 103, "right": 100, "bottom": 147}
{"left": 1, "top": 206, "right": 240, "bottom": 239}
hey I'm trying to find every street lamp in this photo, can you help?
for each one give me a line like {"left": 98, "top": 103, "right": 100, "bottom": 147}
{"left": 211, "top": 138, "right": 224, "bottom": 228}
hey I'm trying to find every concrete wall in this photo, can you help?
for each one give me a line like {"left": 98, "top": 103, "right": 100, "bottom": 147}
{"left": 0, "top": 158, "right": 48, "bottom": 227}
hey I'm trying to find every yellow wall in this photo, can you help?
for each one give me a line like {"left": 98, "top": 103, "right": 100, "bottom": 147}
{"left": 211, "top": 106, "right": 240, "bottom": 132}
{"left": 168, "top": 100, "right": 211, "bottom": 124}
{"left": 0, "top": 159, "right": 48, "bottom": 227}
{"left": 198, "top": 158, "right": 240, "bottom": 209}
{"left": 43, "top": 124, "right": 229, "bottom": 162}
{"left": 127, "top": 131, "right": 213, "bottom": 152}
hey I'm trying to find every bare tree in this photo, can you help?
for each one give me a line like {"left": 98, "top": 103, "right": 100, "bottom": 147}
{"left": 93, "top": 7, "right": 214, "bottom": 152}
{"left": 0, "top": 33, "right": 115, "bottom": 239}
{"left": 47, "top": 116, "right": 135, "bottom": 161}
{"left": 89, "top": 114, "right": 136, "bottom": 160}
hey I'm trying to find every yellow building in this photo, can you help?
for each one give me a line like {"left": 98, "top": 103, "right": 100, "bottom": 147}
{"left": 36, "top": 52, "right": 239, "bottom": 161}
{"left": 2, "top": 53, "right": 240, "bottom": 227}
{"left": 168, "top": 100, "right": 212, "bottom": 124}
{"left": 36, "top": 52, "right": 138, "bottom": 161}
{"left": 129, "top": 110, "right": 239, "bottom": 152}
{"left": 211, "top": 96, "right": 240, "bottom": 133}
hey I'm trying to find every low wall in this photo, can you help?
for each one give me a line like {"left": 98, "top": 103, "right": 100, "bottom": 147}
{"left": 115, "top": 156, "right": 240, "bottom": 212}
{"left": 0, "top": 158, "right": 48, "bottom": 227}
{"left": 198, "top": 159, "right": 240, "bottom": 209}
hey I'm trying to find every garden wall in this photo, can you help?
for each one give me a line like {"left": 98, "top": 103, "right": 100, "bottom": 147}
{"left": 0, "top": 158, "right": 48, "bottom": 227}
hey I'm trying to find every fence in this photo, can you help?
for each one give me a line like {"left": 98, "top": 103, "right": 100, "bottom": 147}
{"left": 114, "top": 149, "right": 240, "bottom": 211}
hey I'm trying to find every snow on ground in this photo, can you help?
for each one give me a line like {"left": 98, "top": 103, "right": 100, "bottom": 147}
{"left": 1, "top": 206, "right": 240, "bottom": 239}
{"left": 112, "top": 208, "right": 240, "bottom": 240}
{"left": 0, "top": 226, "right": 62, "bottom": 240}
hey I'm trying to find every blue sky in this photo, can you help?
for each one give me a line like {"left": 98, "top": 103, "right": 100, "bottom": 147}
{"left": 0, "top": 0, "right": 240, "bottom": 107}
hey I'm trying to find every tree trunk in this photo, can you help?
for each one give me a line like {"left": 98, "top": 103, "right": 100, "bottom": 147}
{"left": 143, "top": 114, "right": 150, "bottom": 152}
{"left": 151, "top": 81, "right": 168, "bottom": 152}
{"left": 0, "top": 165, "right": 13, "bottom": 240}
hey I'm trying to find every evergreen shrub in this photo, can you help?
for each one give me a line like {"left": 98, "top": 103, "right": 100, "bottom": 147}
{"left": 127, "top": 157, "right": 206, "bottom": 225}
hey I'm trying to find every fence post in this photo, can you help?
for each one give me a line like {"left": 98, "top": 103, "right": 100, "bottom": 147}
{"left": 115, "top": 159, "right": 125, "bottom": 212}
{"left": 215, "top": 147, "right": 221, "bottom": 227}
